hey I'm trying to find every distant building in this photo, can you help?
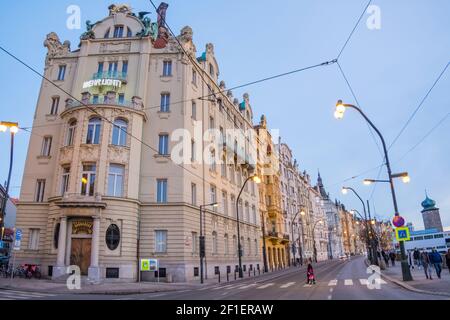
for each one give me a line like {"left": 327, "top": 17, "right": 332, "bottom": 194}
{"left": 421, "top": 193, "right": 443, "bottom": 232}
{"left": 400, "top": 228, "right": 450, "bottom": 254}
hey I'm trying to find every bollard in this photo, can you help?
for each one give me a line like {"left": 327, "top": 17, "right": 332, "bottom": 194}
{"left": 227, "top": 272, "right": 229, "bottom": 282}
{"left": 254, "top": 269, "right": 256, "bottom": 276}
{"left": 234, "top": 271, "right": 236, "bottom": 280}
{"left": 248, "top": 269, "right": 251, "bottom": 277}
{"left": 218, "top": 272, "right": 221, "bottom": 283}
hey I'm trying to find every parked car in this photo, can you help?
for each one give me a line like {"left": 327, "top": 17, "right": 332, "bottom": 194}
{"left": 338, "top": 254, "right": 348, "bottom": 260}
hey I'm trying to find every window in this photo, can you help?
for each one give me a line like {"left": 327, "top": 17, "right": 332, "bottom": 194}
{"left": 224, "top": 234, "right": 229, "bottom": 255}
{"left": 113, "top": 25, "right": 124, "bottom": 38}
{"left": 212, "top": 231, "right": 218, "bottom": 254}
{"left": 191, "top": 101, "right": 197, "bottom": 120}
{"left": 252, "top": 206, "right": 256, "bottom": 224}
{"left": 97, "top": 62, "right": 104, "bottom": 74}
{"left": 158, "top": 134, "right": 169, "bottom": 155}
{"left": 155, "top": 230, "right": 167, "bottom": 253}
{"left": 222, "top": 191, "right": 228, "bottom": 216}
{"left": 210, "top": 150, "right": 216, "bottom": 172}
{"left": 191, "top": 183, "right": 197, "bottom": 206}
{"left": 119, "top": 93, "right": 125, "bottom": 105}
{"left": 162, "top": 61, "right": 172, "bottom": 76}
{"left": 247, "top": 238, "right": 251, "bottom": 256}
{"left": 104, "top": 28, "right": 110, "bottom": 38}
{"left": 112, "top": 119, "right": 127, "bottom": 146}
{"left": 238, "top": 200, "right": 243, "bottom": 220}
{"left": 35, "top": 180, "right": 46, "bottom": 202}
{"left": 108, "top": 164, "right": 124, "bottom": 197}
{"left": 81, "top": 164, "right": 96, "bottom": 196}
{"left": 210, "top": 185, "right": 217, "bottom": 210}
{"left": 105, "top": 224, "right": 121, "bottom": 250}
{"left": 209, "top": 116, "right": 215, "bottom": 129}
{"left": 61, "top": 166, "right": 70, "bottom": 196}
{"left": 122, "top": 61, "right": 128, "bottom": 76}
{"left": 230, "top": 165, "right": 235, "bottom": 184}
{"left": 230, "top": 195, "right": 236, "bottom": 217}
{"left": 57, "top": 65, "right": 66, "bottom": 81}
{"left": 92, "top": 95, "right": 99, "bottom": 104}
{"left": 233, "top": 235, "right": 237, "bottom": 256}
{"left": 28, "top": 229, "right": 40, "bottom": 250}
{"left": 221, "top": 155, "right": 227, "bottom": 178}
{"left": 127, "top": 27, "right": 132, "bottom": 37}
{"left": 66, "top": 120, "right": 77, "bottom": 146}
{"left": 192, "top": 232, "right": 198, "bottom": 254}
{"left": 108, "top": 61, "right": 119, "bottom": 76}
{"left": 191, "top": 140, "right": 196, "bottom": 162}
{"left": 54, "top": 223, "right": 60, "bottom": 249}
{"left": 160, "top": 93, "right": 170, "bottom": 112}
{"left": 86, "top": 117, "right": 102, "bottom": 144}
{"left": 50, "top": 97, "right": 59, "bottom": 115}
{"left": 41, "top": 136, "right": 52, "bottom": 156}
{"left": 192, "top": 69, "right": 197, "bottom": 85}
{"left": 245, "top": 202, "right": 249, "bottom": 222}
{"left": 157, "top": 179, "right": 168, "bottom": 203}
{"left": 254, "top": 239, "right": 258, "bottom": 256}
{"left": 209, "top": 63, "right": 214, "bottom": 77}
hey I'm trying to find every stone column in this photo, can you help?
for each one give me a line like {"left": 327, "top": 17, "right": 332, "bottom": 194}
{"left": 53, "top": 217, "right": 67, "bottom": 279}
{"left": 88, "top": 216, "right": 101, "bottom": 283}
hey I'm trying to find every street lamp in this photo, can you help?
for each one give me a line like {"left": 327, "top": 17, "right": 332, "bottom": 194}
{"left": 351, "top": 208, "right": 373, "bottom": 262}
{"left": 0, "top": 121, "right": 19, "bottom": 233}
{"left": 236, "top": 175, "right": 261, "bottom": 278}
{"left": 363, "top": 172, "right": 410, "bottom": 186}
{"left": 199, "top": 202, "right": 218, "bottom": 284}
{"left": 290, "top": 209, "right": 306, "bottom": 266}
{"left": 335, "top": 100, "right": 413, "bottom": 281}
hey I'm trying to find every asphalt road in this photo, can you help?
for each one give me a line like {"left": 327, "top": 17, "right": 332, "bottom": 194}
{"left": 0, "top": 257, "right": 447, "bottom": 300}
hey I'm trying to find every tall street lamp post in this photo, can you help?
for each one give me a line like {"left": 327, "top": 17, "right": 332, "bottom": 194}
{"left": 290, "top": 209, "right": 306, "bottom": 266}
{"left": 311, "top": 219, "right": 323, "bottom": 263}
{"left": 236, "top": 175, "right": 261, "bottom": 278}
{"left": 0, "top": 121, "right": 19, "bottom": 233}
{"left": 335, "top": 100, "right": 413, "bottom": 281}
{"left": 341, "top": 187, "right": 377, "bottom": 265}
{"left": 260, "top": 211, "right": 269, "bottom": 273}
{"left": 350, "top": 208, "right": 373, "bottom": 264}
{"left": 199, "top": 202, "right": 218, "bottom": 284}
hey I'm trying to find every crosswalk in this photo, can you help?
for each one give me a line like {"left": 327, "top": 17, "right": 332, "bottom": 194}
{"left": 209, "top": 278, "right": 388, "bottom": 291}
{"left": 0, "top": 290, "right": 56, "bottom": 300}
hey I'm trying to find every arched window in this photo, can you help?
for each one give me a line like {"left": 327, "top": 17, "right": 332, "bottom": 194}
{"left": 66, "top": 119, "right": 77, "bottom": 146}
{"left": 212, "top": 231, "right": 218, "bottom": 255}
{"left": 224, "top": 234, "right": 229, "bottom": 255}
{"left": 105, "top": 224, "right": 121, "bottom": 250}
{"left": 86, "top": 117, "right": 102, "bottom": 144}
{"left": 112, "top": 118, "right": 128, "bottom": 146}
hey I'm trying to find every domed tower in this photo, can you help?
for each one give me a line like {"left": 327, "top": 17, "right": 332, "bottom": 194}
{"left": 421, "top": 192, "right": 443, "bottom": 232}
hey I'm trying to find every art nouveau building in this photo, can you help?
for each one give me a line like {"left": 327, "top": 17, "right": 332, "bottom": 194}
{"left": 255, "top": 117, "right": 288, "bottom": 270}
{"left": 15, "top": 4, "right": 262, "bottom": 282}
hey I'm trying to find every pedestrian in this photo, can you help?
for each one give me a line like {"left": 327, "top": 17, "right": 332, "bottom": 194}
{"left": 389, "top": 251, "right": 396, "bottom": 266}
{"left": 421, "top": 251, "right": 432, "bottom": 280}
{"left": 429, "top": 249, "right": 443, "bottom": 279}
{"left": 408, "top": 250, "right": 414, "bottom": 269}
{"left": 445, "top": 249, "right": 450, "bottom": 274}
{"left": 382, "top": 250, "right": 389, "bottom": 267}
{"left": 306, "top": 259, "right": 316, "bottom": 285}
{"left": 413, "top": 248, "right": 420, "bottom": 269}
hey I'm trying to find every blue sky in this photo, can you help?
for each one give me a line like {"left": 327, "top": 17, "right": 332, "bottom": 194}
{"left": 0, "top": 0, "right": 449, "bottom": 229}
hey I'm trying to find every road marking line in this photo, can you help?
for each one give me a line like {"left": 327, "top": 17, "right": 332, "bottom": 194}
{"left": 239, "top": 284, "right": 257, "bottom": 289}
{"left": 280, "top": 282, "right": 296, "bottom": 288}
{"left": 226, "top": 284, "right": 246, "bottom": 290}
{"left": 328, "top": 295, "right": 332, "bottom": 300}
{"left": 360, "top": 279, "right": 368, "bottom": 285}
{"left": 197, "top": 287, "right": 211, "bottom": 291}
{"left": 0, "top": 290, "right": 55, "bottom": 297}
{"left": 344, "top": 279, "right": 353, "bottom": 286}
{"left": 256, "top": 283, "right": 274, "bottom": 289}
{"left": 376, "top": 279, "right": 387, "bottom": 284}
{"left": 328, "top": 280, "right": 338, "bottom": 286}
{"left": 213, "top": 284, "right": 233, "bottom": 290}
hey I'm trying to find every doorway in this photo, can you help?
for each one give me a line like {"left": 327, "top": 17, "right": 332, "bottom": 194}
{"left": 70, "top": 238, "right": 91, "bottom": 275}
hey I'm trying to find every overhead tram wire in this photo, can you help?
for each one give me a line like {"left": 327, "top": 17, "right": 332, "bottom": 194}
{"left": 388, "top": 61, "right": 450, "bottom": 150}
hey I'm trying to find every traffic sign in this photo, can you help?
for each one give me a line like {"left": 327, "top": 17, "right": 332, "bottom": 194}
{"left": 140, "top": 259, "right": 150, "bottom": 271}
{"left": 395, "top": 227, "right": 410, "bottom": 241}
{"left": 140, "top": 259, "right": 159, "bottom": 272}
{"left": 15, "top": 229, "right": 22, "bottom": 241}
{"left": 392, "top": 216, "right": 405, "bottom": 228}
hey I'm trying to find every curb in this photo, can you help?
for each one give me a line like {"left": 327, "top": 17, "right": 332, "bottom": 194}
{"left": 364, "top": 259, "right": 450, "bottom": 298}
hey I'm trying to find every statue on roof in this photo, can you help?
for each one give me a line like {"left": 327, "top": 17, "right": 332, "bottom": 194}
{"left": 80, "top": 20, "right": 98, "bottom": 40}
{"left": 44, "top": 32, "right": 70, "bottom": 66}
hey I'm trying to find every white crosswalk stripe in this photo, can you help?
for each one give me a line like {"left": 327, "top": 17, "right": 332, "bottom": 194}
{"left": 376, "top": 278, "right": 387, "bottom": 284}
{"left": 213, "top": 284, "right": 234, "bottom": 290}
{"left": 344, "top": 279, "right": 353, "bottom": 286}
{"left": 280, "top": 282, "right": 296, "bottom": 288}
{"left": 360, "top": 279, "right": 368, "bottom": 285}
{"left": 328, "top": 280, "right": 338, "bottom": 286}
{"left": 0, "top": 290, "right": 55, "bottom": 300}
{"left": 256, "top": 283, "right": 274, "bottom": 289}
{"left": 238, "top": 284, "right": 257, "bottom": 289}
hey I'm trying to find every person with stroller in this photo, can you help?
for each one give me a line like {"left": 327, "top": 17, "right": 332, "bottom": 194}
{"left": 306, "top": 259, "right": 316, "bottom": 285}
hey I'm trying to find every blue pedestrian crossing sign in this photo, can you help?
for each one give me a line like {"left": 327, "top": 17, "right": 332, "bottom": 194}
{"left": 395, "top": 227, "right": 410, "bottom": 241}
{"left": 15, "top": 229, "right": 22, "bottom": 241}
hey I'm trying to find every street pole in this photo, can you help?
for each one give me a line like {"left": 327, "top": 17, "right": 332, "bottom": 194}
{"left": 367, "top": 200, "right": 379, "bottom": 266}
{"left": 199, "top": 206, "right": 204, "bottom": 284}
{"left": 0, "top": 128, "right": 16, "bottom": 233}
{"left": 336, "top": 101, "right": 413, "bottom": 281}
{"left": 236, "top": 177, "right": 250, "bottom": 278}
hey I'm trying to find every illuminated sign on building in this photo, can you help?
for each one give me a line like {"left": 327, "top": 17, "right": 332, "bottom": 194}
{"left": 83, "top": 78, "right": 123, "bottom": 89}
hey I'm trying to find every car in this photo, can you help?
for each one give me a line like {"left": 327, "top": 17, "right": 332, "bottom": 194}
{"left": 338, "top": 254, "right": 348, "bottom": 260}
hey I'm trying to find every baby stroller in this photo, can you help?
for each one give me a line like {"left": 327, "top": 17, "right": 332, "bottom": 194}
{"left": 307, "top": 264, "right": 316, "bottom": 285}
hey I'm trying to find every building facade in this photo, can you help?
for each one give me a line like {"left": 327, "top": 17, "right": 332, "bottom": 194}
{"left": 421, "top": 193, "right": 443, "bottom": 232}
{"left": 15, "top": 4, "right": 264, "bottom": 282}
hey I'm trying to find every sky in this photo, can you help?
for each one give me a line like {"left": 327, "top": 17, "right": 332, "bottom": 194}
{"left": 0, "top": 0, "right": 449, "bottom": 229}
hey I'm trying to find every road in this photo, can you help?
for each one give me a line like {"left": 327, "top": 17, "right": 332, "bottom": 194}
{"left": 0, "top": 257, "right": 447, "bottom": 300}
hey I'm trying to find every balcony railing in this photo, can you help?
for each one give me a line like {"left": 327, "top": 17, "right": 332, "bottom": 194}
{"left": 92, "top": 71, "right": 128, "bottom": 82}
{"left": 65, "top": 96, "right": 144, "bottom": 111}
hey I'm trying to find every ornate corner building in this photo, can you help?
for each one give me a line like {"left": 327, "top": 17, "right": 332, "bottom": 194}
{"left": 15, "top": 4, "right": 263, "bottom": 282}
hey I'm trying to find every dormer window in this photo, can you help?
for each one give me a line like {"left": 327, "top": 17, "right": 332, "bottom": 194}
{"left": 113, "top": 25, "right": 124, "bottom": 38}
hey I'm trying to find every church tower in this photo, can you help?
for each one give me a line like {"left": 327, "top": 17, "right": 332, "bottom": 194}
{"left": 421, "top": 192, "right": 443, "bottom": 232}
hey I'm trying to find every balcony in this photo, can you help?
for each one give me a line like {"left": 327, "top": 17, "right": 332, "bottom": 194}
{"left": 92, "top": 71, "right": 128, "bottom": 83}
{"left": 65, "top": 95, "right": 144, "bottom": 111}
{"left": 55, "top": 193, "right": 107, "bottom": 209}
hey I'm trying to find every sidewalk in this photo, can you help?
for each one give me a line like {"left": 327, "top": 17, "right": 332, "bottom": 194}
{"left": 0, "top": 262, "right": 320, "bottom": 295}
{"left": 380, "top": 262, "right": 450, "bottom": 297}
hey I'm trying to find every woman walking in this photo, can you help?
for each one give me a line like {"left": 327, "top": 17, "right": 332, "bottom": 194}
{"left": 306, "top": 259, "right": 316, "bottom": 285}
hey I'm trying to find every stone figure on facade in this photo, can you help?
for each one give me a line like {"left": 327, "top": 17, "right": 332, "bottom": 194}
{"left": 80, "top": 20, "right": 98, "bottom": 40}
{"left": 137, "top": 15, "right": 159, "bottom": 41}
{"left": 44, "top": 32, "right": 71, "bottom": 66}
{"left": 108, "top": 4, "right": 132, "bottom": 16}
